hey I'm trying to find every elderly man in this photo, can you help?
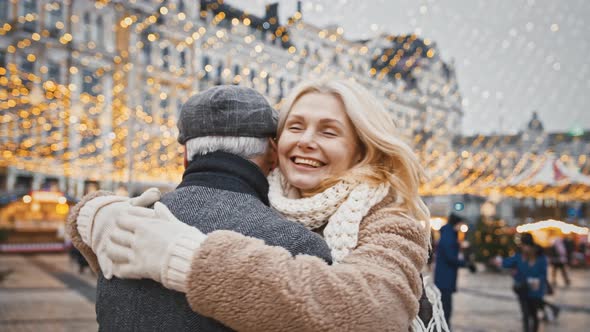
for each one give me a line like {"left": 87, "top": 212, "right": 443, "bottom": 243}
{"left": 67, "top": 86, "right": 332, "bottom": 331}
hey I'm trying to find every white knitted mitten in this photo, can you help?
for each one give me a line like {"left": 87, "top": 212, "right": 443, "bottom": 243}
{"left": 76, "top": 188, "right": 161, "bottom": 277}
{"left": 107, "top": 202, "right": 206, "bottom": 293}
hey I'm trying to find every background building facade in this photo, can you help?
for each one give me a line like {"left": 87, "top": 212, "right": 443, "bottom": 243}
{"left": 1, "top": 0, "right": 462, "bottom": 197}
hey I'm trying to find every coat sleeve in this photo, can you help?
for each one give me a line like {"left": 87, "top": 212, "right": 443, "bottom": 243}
{"left": 65, "top": 190, "right": 114, "bottom": 273}
{"left": 501, "top": 254, "right": 519, "bottom": 269}
{"left": 185, "top": 204, "right": 429, "bottom": 332}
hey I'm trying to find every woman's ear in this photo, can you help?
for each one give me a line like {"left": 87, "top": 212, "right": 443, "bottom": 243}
{"left": 354, "top": 142, "right": 365, "bottom": 165}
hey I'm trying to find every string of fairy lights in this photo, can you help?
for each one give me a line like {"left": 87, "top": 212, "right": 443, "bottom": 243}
{"left": 0, "top": 0, "right": 588, "bottom": 201}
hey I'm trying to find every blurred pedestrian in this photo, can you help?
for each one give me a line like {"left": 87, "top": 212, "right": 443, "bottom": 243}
{"left": 550, "top": 237, "right": 571, "bottom": 286}
{"left": 434, "top": 213, "right": 474, "bottom": 328}
{"left": 563, "top": 236, "right": 575, "bottom": 264}
{"left": 495, "top": 233, "right": 548, "bottom": 332}
{"left": 69, "top": 245, "right": 89, "bottom": 274}
{"left": 541, "top": 297, "right": 560, "bottom": 322}
{"left": 537, "top": 247, "right": 560, "bottom": 322}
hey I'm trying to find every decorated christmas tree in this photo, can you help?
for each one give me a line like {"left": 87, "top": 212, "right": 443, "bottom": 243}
{"left": 470, "top": 217, "right": 516, "bottom": 264}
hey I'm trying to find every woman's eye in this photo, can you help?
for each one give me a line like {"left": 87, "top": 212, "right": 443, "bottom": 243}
{"left": 288, "top": 125, "right": 302, "bottom": 130}
{"left": 322, "top": 131, "right": 337, "bottom": 137}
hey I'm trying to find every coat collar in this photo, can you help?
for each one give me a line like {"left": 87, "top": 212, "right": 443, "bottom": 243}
{"left": 179, "top": 151, "right": 270, "bottom": 205}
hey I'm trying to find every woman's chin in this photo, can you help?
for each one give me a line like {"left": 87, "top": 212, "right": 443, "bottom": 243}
{"left": 287, "top": 178, "right": 321, "bottom": 194}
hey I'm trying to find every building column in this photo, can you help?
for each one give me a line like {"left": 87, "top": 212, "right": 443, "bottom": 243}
{"left": 32, "top": 173, "right": 43, "bottom": 191}
{"left": 58, "top": 176, "right": 66, "bottom": 193}
{"left": 6, "top": 167, "right": 16, "bottom": 191}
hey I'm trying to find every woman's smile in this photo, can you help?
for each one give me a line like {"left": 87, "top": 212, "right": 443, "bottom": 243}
{"left": 291, "top": 156, "right": 325, "bottom": 168}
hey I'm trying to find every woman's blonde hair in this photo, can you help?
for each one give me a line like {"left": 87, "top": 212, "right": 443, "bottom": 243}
{"left": 278, "top": 78, "right": 430, "bottom": 223}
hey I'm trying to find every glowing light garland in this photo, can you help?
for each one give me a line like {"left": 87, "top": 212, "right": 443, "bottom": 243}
{"left": 0, "top": 1, "right": 588, "bottom": 202}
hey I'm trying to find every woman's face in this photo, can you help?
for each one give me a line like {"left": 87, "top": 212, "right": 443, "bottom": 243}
{"left": 278, "top": 92, "right": 362, "bottom": 194}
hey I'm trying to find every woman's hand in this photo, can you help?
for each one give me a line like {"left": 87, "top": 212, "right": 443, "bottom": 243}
{"left": 106, "top": 202, "right": 207, "bottom": 292}
{"left": 76, "top": 188, "right": 161, "bottom": 277}
{"left": 490, "top": 255, "right": 502, "bottom": 268}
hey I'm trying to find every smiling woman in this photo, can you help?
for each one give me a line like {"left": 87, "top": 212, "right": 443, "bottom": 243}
{"left": 276, "top": 80, "right": 430, "bottom": 224}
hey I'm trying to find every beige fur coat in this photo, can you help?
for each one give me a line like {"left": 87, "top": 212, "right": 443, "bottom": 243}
{"left": 67, "top": 192, "right": 429, "bottom": 331}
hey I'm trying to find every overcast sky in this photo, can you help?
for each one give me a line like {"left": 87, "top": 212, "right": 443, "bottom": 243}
{"left": 227, "top": 0, "right": 590, "bottom": 136}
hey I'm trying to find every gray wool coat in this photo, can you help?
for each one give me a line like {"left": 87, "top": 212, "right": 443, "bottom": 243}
{"left": 94, "top": 152, "right": 332, "bottom": 331}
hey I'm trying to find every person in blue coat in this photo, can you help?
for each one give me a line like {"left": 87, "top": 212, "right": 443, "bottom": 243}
{"left": 434, "top": 213, "right": 467, "bottom": 328}
{"left": 497, "top": 233, "right": 548, "bottom": 332}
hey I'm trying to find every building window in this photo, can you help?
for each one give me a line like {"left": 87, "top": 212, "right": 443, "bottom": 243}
{"left": 47, "top": 1, "right": 62, "bottom": 38}
{"left": 20, "top": 58, "right": 34, "bottom": 88}
{"left": 178, "top": 0, "right": 185, "bottom": 13}
{"left": 0, "top": 50, "right": 6, "bottom": 69}
{"left": 176, "top": 100, "right": 183, "bottom": 118}
{"left": 162, "top": 47, "right": 169, "bottom": 70}
{"left": 216, "top": 63, "right": 223, "bottom": 76}
{"left": 216, "top": 63, "right": 223, "bottom": 85}
{"left": 202, "top": 55, "right": 210, "bottom": 79}
{"left": 82, "top": 69, "right": 98, "bottom": 95}
{"left": 0, "top": 0, "right": 10, "bottom": 21}
{"left": 21, "top": 0, "right": 37, "bottom": 32}
{"left": 143, "top": 88, "right": 152, "bottom": 116}
{"left": 142, "top": 30, "right": 152, "bottom": 64}
{"left": 180, "top": 50, "right": 186, "bottom": 68}
{"left": 15, "top": 176, "right": 33, "bottom": 191}
{"left": 83, "top": 12, "right": 91, "bottom": 42}
{"left": 199, "top": 1, "right": 207, "bottom": 21}
{"left": 160, "top": 97, "right": 168, "bottom": 122}
{"left": 96, "top": 16, "right": 104, "bottom": 47}
{"left": 313, "top": 49, "right": 320, "bottom": 61}
{"left": 48, "top": 61, "right": 60, "bottom": 83}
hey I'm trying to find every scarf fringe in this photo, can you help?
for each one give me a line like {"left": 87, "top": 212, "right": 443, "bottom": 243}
{"left": 411, "top": 276, "right": 450, "bottom": 332}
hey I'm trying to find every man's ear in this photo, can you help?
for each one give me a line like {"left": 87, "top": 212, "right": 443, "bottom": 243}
{"left": 267, "top": 137, "right": 278, "bottom": 171}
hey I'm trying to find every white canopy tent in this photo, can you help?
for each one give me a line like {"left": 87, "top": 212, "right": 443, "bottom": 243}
{"left": 508, "top": 156, "right": 590, "bottom": 186}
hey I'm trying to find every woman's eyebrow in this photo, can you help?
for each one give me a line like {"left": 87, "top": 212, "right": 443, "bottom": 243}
{"left": 286, "top": 114, "right": 304, "bottom": 122}
{"left": 319, "top": 118, "right": 345, "bottom": 128}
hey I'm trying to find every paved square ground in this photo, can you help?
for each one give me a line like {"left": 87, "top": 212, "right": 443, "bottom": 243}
{"left": 432, "top": 266, "right": 590, "bottom": 332}
{"left": 1, "top": 254, "right": 589, "bottom": 331}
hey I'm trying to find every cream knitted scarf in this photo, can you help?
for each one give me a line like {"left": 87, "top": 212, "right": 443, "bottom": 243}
{"left": 267, "top": 170, "right": 390, "bottom": 263}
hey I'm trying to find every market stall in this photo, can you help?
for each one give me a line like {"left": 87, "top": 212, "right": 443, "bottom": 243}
{"left": 0, "top": 190, "right": 76, "bottom": 253}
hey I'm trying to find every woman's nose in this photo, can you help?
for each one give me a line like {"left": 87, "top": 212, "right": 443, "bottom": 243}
{"left": 296, "top": 130, "right": 317, "bottom": 149}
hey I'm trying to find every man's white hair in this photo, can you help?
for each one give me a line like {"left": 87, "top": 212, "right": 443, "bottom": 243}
{"left": 185, "top": 136, "right": 270, "bottom": 161}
